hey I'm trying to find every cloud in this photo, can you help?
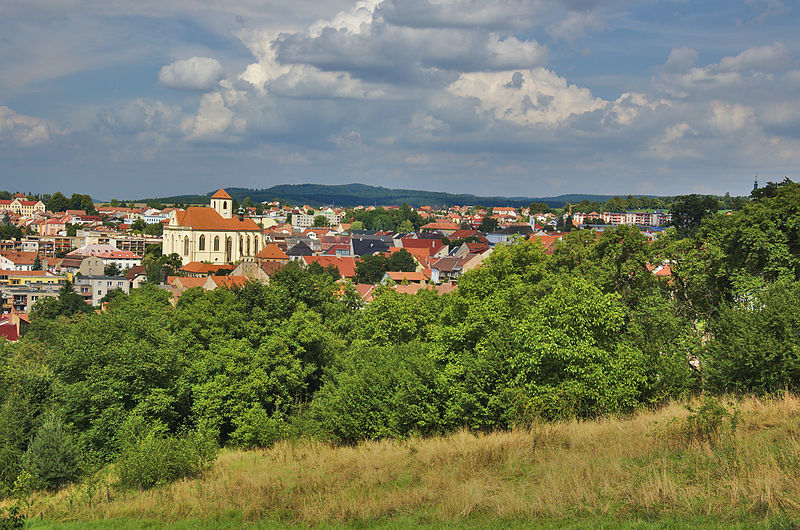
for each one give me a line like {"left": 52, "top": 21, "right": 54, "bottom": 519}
{"left": 447, "top": 68, "right": 605, "bottom": 126}
{"left": 158, "top": 57, "right": 225, "bottom": 91}
{"left": 0, "top": 106, "right": 63, "bottom": 146}
{"left": 547, "top": 10, "right": 606, "bottom": 42}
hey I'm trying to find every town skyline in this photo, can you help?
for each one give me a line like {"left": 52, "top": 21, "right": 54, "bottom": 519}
{"left": 2, "top": 1, "right": 798, "bottom": 198}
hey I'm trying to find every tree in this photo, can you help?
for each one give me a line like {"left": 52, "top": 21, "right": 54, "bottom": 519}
{"left": 313, "top": 215, "right": 330, "bottom": 227}
{"left": 398, "top": 219, "right": 414, "bottom": 233}
{"left": 670, "top": 194, "right": 720, "bottom": 237}
{"left": 350, "top": 220, "right": 364, "bottom": 231}
{"left": 529, "top": 202, "right": 552, "bottom": 214}
{"left": 143, "top": 222, "right": 163, "bottom": 236}
{"left": 32, "top": 255, "right": 42, "bottom": 271}
{"left": 130, "top": 219, "right": 147, "bottom": 232}
{"left": 104, "top": 263, "right": 120, "bottom": 277}
{"left": 479, "top": 216, "right": 498, "bottom": 233}
{"left": 387, "top": 249, "right": 417, "bottom": 272}
{"left": 22, "top": 412, "right": 79, "bottom": 490}
{"left": 354, "top": 254, "right": 389, "bottom": 284}
{"left": 46, "top": 192, "right": 69, "bottom": 213}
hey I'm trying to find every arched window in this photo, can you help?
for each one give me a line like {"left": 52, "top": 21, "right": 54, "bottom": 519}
{"left": 254, "top": 238, "right": 259, "bottom": 254}
{"left": 223, "top": 201, "right": 228, "bottom": 211}
{"left": 246, "top": 236, "right": 251, "bottom": 256}
{"left": 198, "top": 235, "right": 206, "bottom": 251}
{"left": 183, "top": 236, "right": 189, "bottom": 256}
{"left": 239, "top": 236, "right": 244, "bottom": 256}
{"left": 214, "top": 236, "right": 220, "bottom": 251}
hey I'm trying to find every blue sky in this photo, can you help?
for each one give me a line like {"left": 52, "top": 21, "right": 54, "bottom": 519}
{"left": 1, "top": 0, "right": 798, "bottom": 200}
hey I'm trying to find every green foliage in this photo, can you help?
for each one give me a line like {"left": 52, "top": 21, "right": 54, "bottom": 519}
{"left": 46, "top": 192, "right": 69, "bottom": 213}
{"left": 348, "top": 203, "right": 423, "bottom": 232}
{"left": 478, "top": 216, "right": 498, "bottom": 233}
{"left": 130, "top": 219, "right": 147, "bottom": 232}
{"left": 354, "top": 250, "right": 418, "bottom": 284}
{"left": 0, "top": 504, "right": 25, "bottom": 529}
{"left": 705, "top": 281, "right": 800, "bottom": 394}
{"left": 22, "top": 411, "right": 79, "bottom": 491}
{"left": 669, "top": 194, "right": 720, "bottom": 236}
{"left": 115, "top": 417, "right": 218, "bottom": 490}
{"left": 309, "top": 343, "right": 443, "bottom": 443}
{"left": 30, "top": 280, "right": 92, "bottom": 320}
{"left": 312, "top": 215, "right": 330, "bottom": 227}
{"left": 676, "top": 396, "right": 740, "bottom": 446}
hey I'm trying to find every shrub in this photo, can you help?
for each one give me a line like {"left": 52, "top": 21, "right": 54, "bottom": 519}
{"left": 22, "top": 412, "right": 79, "bottom": 491}
{"left": 116, "top": 418, "right": 218, "bottom": 490}
{"left": 667, "top": 396, "right": 740, "bottom": 447}
{"left": 229, "top": 405, "right": 286, "bottom": 449}
{"left": 0, "top": 504, "right": 25, "bottom": 529}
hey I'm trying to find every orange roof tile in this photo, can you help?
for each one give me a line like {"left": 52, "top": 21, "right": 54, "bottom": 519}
{"left": 385, "top": 271, "right": 427, "bottom": 282}
{"left": 211, "top": 188, "right": 232, "bottom": 199}
{"left": 255, "top": 243, "right": 290, "bottom": 260}
{"left": 174, "top": 207, "right": 261, "bottom": 232}
{"left": 302, "top": 255, "right": 357, "bottom": 278}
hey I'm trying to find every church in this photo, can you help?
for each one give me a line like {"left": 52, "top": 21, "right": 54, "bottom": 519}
{"left": 163, "top": 189, "right": 265, "bottom": 265}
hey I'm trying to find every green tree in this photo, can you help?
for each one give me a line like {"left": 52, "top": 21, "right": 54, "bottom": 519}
{"left": 104, "top": 263, "right": 120, "bottom": 276}
{"left": 22, "top": 411, "right": 79, "bottom": 490}
{"left": 130, "top": 219, "right": 147, "bottom": 232}
{"left": 31, "top": 255, "right": 42, "bottom": 271}
{"left": 670, "top": 194, "right": 720, "bottom": 237}
{"left": 350, "top": 220, "right": 364, "bottom": 231}
{"left": 354, "top": 254, "right": 389, "bottom": 284}
{"left": 528, "top": 202, "right": 552, "bottom": 214}
{"left": 479, "top": 216, "right": 498, "bottom": 233}
{"left": 398, "top": 219, "right": 414, "bottom": 233}
{"left": 46, "top": 192, "right": 69, "bottom": 213}
{"left": 313, "top": 215, "right": 330, "bottom": 227}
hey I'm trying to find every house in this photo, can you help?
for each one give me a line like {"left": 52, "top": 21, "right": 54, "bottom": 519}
{"left": 0, "top": 251, "right": 46, "bottom": 271}
{"left": 254, "top": 243, "right": 290, "bottom": 264}
{"left": 287, "top": 241, "right": 314, "bottom": 260}
{"left": 420, "top": 221, "right": 459, "bottom": 236}
{"left": 0, "top": 198, "right": 46, "bottom": 216}
{"left": 125, "top": 265, "right": 149, "bottom": 288}
{"left": 486, "top": 225, "right": 533, "bottom": 245}
{"left": 74, "top": 276, "right": 131, "bottom": 306}
{"left": 351, "top": 236, "right": 391, "bottom": 256}
{"left": 399, "top": 237, "right": 448, "bottom": 258}
{"left": 162, "top": 189, "right": 265, "bottom": 265}
{"left": 431, "top": 252, "right": 490, "bottom": 284}
{"left": 381, "top": 270, "right": 429, "bottom": 284}
{"left": 302, "top": 255, "right": 357, "bottom": 280}
{"left": 0, "top": 283, "right": 61, "bottom": 313}
{"left": 66, "top": 244, "right": 141, "bottom": 270}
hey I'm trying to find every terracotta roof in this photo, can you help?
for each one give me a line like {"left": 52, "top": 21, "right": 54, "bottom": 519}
{"left": 173, "top": 207, "right": 261, "bottom": 231}
{"left": 0, "top": 269, "right": 50, "bottom": 277}
{"left": 0, "top": 251, "right": 39, "bottom": 265}
{"left": 302, "top": 255, "right": 357, "bottom": 278}
{"left": 355, "top": 283, "right": 377, "bottom": 302}
{"left": 385, "top": 271, "right": 427, "bottom": 282}
{"left": 421, "top": 221, "right": 459, "bottom": 231}
{"left": 179, "top": 262, "right": 235, "bottom": 275}
{"left": 255, "top": 243, "right": 289, "bottom": 261}
{"left": 125, "top": 265, "right": 147, "bottom": 280}
{"left": 173, "top": 277, "right": 208, "bottom": 289}
{"left": 209, "top": 275, "right": 248, "bottom": 288}
{"left": 211, "top": 188, "right": 232, "bottom": 199}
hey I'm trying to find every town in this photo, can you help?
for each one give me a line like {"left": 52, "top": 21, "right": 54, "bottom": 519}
{"left": 0, "top": 187, "right": 678, "bottom": 340}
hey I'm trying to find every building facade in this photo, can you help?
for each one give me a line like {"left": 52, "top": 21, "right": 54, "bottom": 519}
{"left": 162, "top": 189, "right": 266, "bottom": 266}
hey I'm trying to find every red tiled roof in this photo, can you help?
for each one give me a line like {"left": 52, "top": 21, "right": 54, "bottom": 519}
{"left": 180, "top": 262, "right": 235, "bottom": 275}
{"left": 255, "top": 243, "right": 289, "bottom": 260}
{"left": 421, "top": 221, "right": 459, "bottom": 231}
{"left": 302, "top": 255, "right": 357, "bottom": 278}
{"left": 174, "top": 207, "right": 261, "bottom": 231}
{"left": 210, "top": 275, "right": 248, "bottom": 288}
{"left": 385, "top": 271, "right": 427, "bottom": 282}
{"left": 211, "top": 188, "right": 232, "bottom": 199}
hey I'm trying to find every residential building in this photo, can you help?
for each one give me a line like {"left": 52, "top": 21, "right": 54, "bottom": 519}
{"left": 74, "top": 276, "right": 131, "bottom": 306}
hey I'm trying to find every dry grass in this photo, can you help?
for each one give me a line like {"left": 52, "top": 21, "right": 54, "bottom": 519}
{"left": 17, "top": 394, "right": 800, "bottom": 526}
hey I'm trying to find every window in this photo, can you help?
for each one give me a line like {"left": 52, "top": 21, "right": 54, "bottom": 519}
{"left": 223, "top": 201, "right": 228, "bottom": 211}
{"left": 246, "top": 236, "right": 251, "bottom": 256}
{"left": 199, "top": 235, "right": 206, "bottom": 251}
{"left": 184, "top": 236, "right": 190, "bottom": 256}
{"left": 214, "top": 236, "right": 220, "bottom": 251}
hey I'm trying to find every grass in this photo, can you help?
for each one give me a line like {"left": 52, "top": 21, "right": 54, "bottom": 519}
{"left": 12, "top": 394, "right": 800, "bottom": 528}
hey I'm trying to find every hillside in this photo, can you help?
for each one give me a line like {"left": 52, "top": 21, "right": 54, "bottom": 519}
{"left": 18, "top": 395, "right": 800, "bottom": 529}
{"left": 140, "top": 183, "right": 626, "bottom": 208}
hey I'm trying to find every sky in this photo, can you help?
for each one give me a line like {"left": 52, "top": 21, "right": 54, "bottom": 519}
{"left": 1, "top": 0, "right": 799, "bottom": 200}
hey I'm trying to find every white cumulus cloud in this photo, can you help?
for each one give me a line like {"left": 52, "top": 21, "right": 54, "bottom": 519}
{"left": 0, "top": 106, "right": 63, "bottom": 146}
{"left": 158, "top": 57, "right": 225, "bottom": 91}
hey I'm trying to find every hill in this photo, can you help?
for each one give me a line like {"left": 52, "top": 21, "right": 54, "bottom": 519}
{"left": 140, "top": 183, "right": 626, "bottom": 208}
{"left": 19, "top": 395, "right": 800, "bottom": 528}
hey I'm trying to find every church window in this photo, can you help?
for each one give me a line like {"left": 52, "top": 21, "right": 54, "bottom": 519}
{"left": 214, "top": 236, "right": 220, "bottom": 251}
{"left": 246, "top": 236, "right": 251, "bottom": 256}
{"left": 184, "top": 236, "right": 189, "bottom": 256}
{"left": 199, "top": 235, "right": 206, "bottom": 251}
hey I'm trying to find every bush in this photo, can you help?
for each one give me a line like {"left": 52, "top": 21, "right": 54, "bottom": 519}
{"left": 666, "top": 396, "right": 740, "bottom": 447}
{"left": 22, "top": 412, "right": 79, "bottom": 491}
{"left": 116, "top": 418, "right": 218, "bottom": 490}
{"left": 0, "top": 505, "right": 25, "bottom": 529}
{"left": 229, "top": 405, "right": 286, "bottom": 449}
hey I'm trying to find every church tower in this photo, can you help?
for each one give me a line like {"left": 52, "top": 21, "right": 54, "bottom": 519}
{"left": 210, "top": 188, "right": 233, "bottom": 219}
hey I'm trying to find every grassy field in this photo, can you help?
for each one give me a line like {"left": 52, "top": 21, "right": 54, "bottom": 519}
{"left": 12, "top": 394, "right": 800, "bottom": 528}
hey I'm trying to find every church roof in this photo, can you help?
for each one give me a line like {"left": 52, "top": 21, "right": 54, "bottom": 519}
{"left": 211, "top": 188, "right": 232, "bottom": 199}
{"left": 173, "top": 207, "right": 261, "bottom": 232}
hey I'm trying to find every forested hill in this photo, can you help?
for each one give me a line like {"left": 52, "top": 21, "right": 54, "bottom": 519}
{"left": 142, "top": 183, "right": 622, "bottom": 208}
